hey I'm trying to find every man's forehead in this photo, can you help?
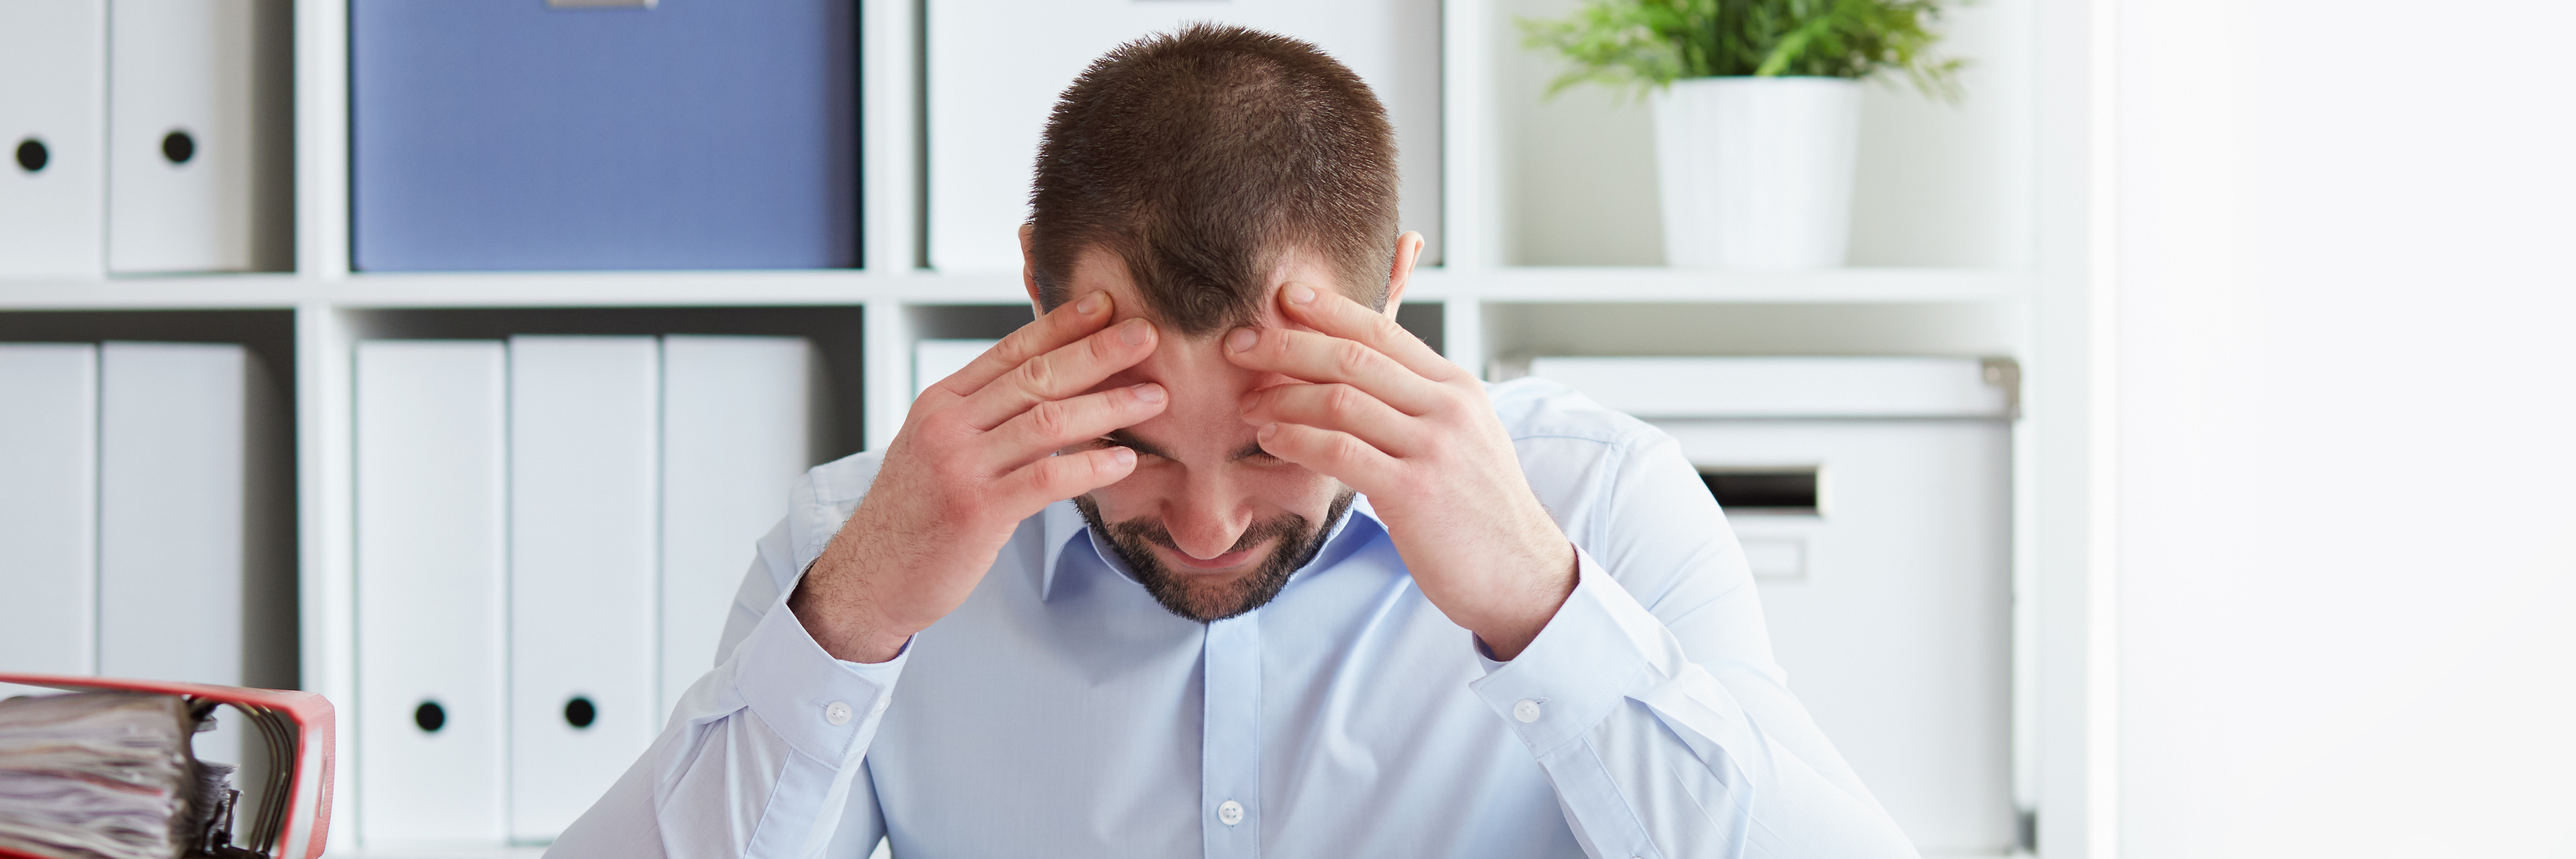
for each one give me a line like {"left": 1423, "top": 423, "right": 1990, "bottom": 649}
{"left": 1066, "top": 244, "right": 1332, "bottom": 335}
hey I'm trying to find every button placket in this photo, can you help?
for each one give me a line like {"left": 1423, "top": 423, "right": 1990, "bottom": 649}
{"left": 1201, "top": 612, "right": 1261, "bottom": 857}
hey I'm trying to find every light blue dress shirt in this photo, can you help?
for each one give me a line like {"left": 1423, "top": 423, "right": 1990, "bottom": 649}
{"left": 549, "top": 379, "right": 1917, "bottom": 858}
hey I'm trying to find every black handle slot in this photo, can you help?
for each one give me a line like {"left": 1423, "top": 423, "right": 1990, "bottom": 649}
{"left": 14, "top": 139, "right": 46, "bottom": 173}
{"left": 564, "top": 696, "right": 597, "bottom": 728}
{"left": 1698, "top": 467, "right": 1820, "bottom": 514}
{"left": 414, "top": 700, "right": 446, "bottom": 733}
{"left": 161, "top": 130, "right": 195, "bottom": 164}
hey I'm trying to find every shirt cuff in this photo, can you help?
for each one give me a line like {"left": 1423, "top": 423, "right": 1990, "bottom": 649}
{"left": 729, "top": 594, "right": 910, "bottom": 767}
{"left": 1466, "top": 546, "right": 1665, "bottom": 755}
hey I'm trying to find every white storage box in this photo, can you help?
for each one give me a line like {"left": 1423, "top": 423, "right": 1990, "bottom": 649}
{"left": 1530, "top": 355, "right": 2019, "bottom": 854}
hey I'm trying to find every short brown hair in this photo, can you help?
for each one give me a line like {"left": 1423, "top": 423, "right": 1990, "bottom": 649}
{"left": 1028, "top": 24, "right": 1400, "bottom": 338}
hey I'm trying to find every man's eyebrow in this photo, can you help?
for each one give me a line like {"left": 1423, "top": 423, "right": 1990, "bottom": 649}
{"left": 1098, "top": 430, "right": 1174, "bottom": 460}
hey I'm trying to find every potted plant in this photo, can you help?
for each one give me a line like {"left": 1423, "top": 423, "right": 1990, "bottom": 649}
{"left": 1524, "top": 0, "right": 1962, "bottom": 269}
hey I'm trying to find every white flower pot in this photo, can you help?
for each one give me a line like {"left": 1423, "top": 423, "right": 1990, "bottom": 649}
{"left": 1651, "top": 77, "right": 1863, "bottom": 269}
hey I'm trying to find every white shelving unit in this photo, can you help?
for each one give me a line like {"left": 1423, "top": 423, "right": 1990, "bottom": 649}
{"left": 0, "top": 0, "right": 2113, "bottom": 855}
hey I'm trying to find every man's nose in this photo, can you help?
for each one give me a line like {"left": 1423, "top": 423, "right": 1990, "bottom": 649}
{"left": 1164, "top": 474, "right": 1250, "bottom": 560}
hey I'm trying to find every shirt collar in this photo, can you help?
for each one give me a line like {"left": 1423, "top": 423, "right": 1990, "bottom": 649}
{"left": 1039, "top": 493, "right": 1383, "bottom": 600}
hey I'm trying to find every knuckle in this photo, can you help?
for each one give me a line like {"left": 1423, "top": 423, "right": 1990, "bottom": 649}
{"left": 988, "top": 335, "right": 1034, "bottom": 368}
{"left": 1423, "top": 389, "right": 1463, "bottom": 419}
{"left": 1027, "top": 400, "right": 1072, "bottom": 438}
{"left": 1324, "top": 384, "right": 1364, "bottom": 416}
{"left": 1332, "top": 341, "right": 1375, "bottom": 377}
{"left": 1332, "top": 433, "right": 1370, "bottom": 463}
{"left": 1016, "top": 355, "right": 1061, "bottom": 395}
{"left": 1022, "top": 459, "right": 1066, "bottom": 494}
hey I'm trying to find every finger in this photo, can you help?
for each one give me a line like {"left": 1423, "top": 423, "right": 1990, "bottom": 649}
{"left": 928, "top": 291, "right": 1117, "bottom": 401}
{"left": 980, "top": 382, "right": 1169, "bottom": 470}
{"left": 957, "top": 316, "right": 1158, "bottom": 430}
{"left": 1273, "top": 282, "right": 1460, "bottom": 382}
{"left": 1223, "top": 325, "right": 1448, "bottom": 415}
{"left": 1254, "top": 422, "right": 1403, "bottom": 496}
{"left": 1240, "top": 383, "right": 1429, "bottom": 458}
{"left": 994, "top": 445, "right": 1139, "bottom": 510}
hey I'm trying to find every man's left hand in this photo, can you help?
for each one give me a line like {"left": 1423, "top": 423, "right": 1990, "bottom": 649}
{"left": 1226, "top": 282, "right": 1576, "bottom": 660}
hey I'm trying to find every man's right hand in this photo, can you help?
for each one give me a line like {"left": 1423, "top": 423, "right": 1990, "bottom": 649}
{"left": 790, "top": 291, "right": 1165, "bottom": 663}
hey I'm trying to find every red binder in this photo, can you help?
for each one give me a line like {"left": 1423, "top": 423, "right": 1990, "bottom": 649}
{"left": 0, "top": 674, "right": 334, "bottom": 859}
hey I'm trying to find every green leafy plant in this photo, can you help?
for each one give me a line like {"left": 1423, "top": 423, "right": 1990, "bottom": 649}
{"left": 1522, "top": 0, "right": 1964, "bottom": 101}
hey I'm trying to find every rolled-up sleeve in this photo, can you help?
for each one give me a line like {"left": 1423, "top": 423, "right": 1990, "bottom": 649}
{"left": 551, "top": 476, "right": 902, "bottom": 859}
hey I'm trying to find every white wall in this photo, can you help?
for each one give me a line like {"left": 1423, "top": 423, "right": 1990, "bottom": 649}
{"left": 2113, "top": 1, "right": 2576, "bottom": 856}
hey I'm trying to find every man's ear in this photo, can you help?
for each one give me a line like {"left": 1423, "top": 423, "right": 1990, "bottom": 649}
{"left": 1019, "top": 223, "right": 1042, "bottom": 311}
{"left": 1382, "top": 231, "right": 1425, "bottom": 317}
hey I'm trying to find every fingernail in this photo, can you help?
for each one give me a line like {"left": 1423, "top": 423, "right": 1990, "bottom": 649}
{"left": 1287, "top": 284, "right": 1316, "bottom": 305}
{"left": 1130, "top": 383, "right": 1164, "bottom": 403}
{"left": 1120, "top": 318, "right": 1152, "bottom": 345}
{"left": 1075, "top": 292, "right": 1106, "bottom": 315}
{"left": 1110, "top": 446, "right": 1136, "bottom": 465}
{"left": 1258, "top": 423, "right": 1280, "bottom": 440}
{"left": 1226, "top": 327, "right": 1258, "bottom": 353}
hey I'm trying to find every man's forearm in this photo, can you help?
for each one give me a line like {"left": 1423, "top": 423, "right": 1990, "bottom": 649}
{"left": 788, "top": 536, "right": 915, "bottom": 664}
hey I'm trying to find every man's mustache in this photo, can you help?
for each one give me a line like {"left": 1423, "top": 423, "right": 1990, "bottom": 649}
{"left": 1110, "top": 512, "right": 1308, "bottom": 557}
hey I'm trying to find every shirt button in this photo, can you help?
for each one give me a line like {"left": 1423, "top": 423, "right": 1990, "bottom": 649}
{"left": 1513, "top": 698, "right": 1542, "bottom": 723}
{"left": 1216, "top": 800, "right": 1244, "bottom": 826}
{"left": 823, "top": 701, "right": 852, "bottom": 726}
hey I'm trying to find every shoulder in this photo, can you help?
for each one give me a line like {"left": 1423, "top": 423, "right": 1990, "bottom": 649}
{"left": 1486, "top": 375, "right": 1666, "bottom": 450}
{"left": 1484, "top": 377, "right": 1676, "bottom": 532}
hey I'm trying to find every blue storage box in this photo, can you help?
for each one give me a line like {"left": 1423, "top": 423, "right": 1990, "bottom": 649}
{"left": 353, "top": 0, "right": 858, "bottom": 271}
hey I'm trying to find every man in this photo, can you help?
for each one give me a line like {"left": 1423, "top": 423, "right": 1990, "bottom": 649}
{"left": 553, "top": 25, "right": 1914, "bottom": 858}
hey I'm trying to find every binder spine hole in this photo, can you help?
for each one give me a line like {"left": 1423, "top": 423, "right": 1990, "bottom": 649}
{"left": 564, "top": 696, "right": 597, "bottom": 729}
{"left": 13, "top": 139, "right": 43, "bottom": 173}
{"left": 414, "top": 700, "right": 446, "bottom": 733}
{"left": 161, "top": 131, "right": 196, "bottom": 165}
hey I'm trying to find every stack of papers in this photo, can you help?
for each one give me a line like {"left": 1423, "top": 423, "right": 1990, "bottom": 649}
{"left": 0, "top": 691, "right": 229, "bottom": 859}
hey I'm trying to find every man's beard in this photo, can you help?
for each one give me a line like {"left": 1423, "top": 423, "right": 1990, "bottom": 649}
{"left": 1074, "top": 490, "right": 1356, "bottom": 622}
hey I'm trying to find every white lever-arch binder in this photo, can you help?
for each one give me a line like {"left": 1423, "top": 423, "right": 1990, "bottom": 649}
{"left": 506, "top": 335, "right": 661, "bottom": 842}
{"left": 0, "top": 1, "right": 106, "bottom": 277}
{"left": 0, "top": 345, "right": 101, "bottom": 692}
{"left": 354, "top": 340, "right": 510, "bottom": 845}
{"left": 106, "top": 0, "right": 286, "bottom": 273}
{"left": 658, "top": 335, "right": 818, "bottom": 720}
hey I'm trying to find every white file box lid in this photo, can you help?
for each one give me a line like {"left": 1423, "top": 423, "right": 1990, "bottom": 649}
{"left": 1526, "top": 356, "right": 2011, "bottom": 419}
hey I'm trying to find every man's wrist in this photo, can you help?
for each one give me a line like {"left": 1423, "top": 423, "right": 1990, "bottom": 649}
{"left": 788, "top": 552, "right": 916, "bottom": 664}
{"left": 1466, "top": 542, "right": 1578, "bottom": 661}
